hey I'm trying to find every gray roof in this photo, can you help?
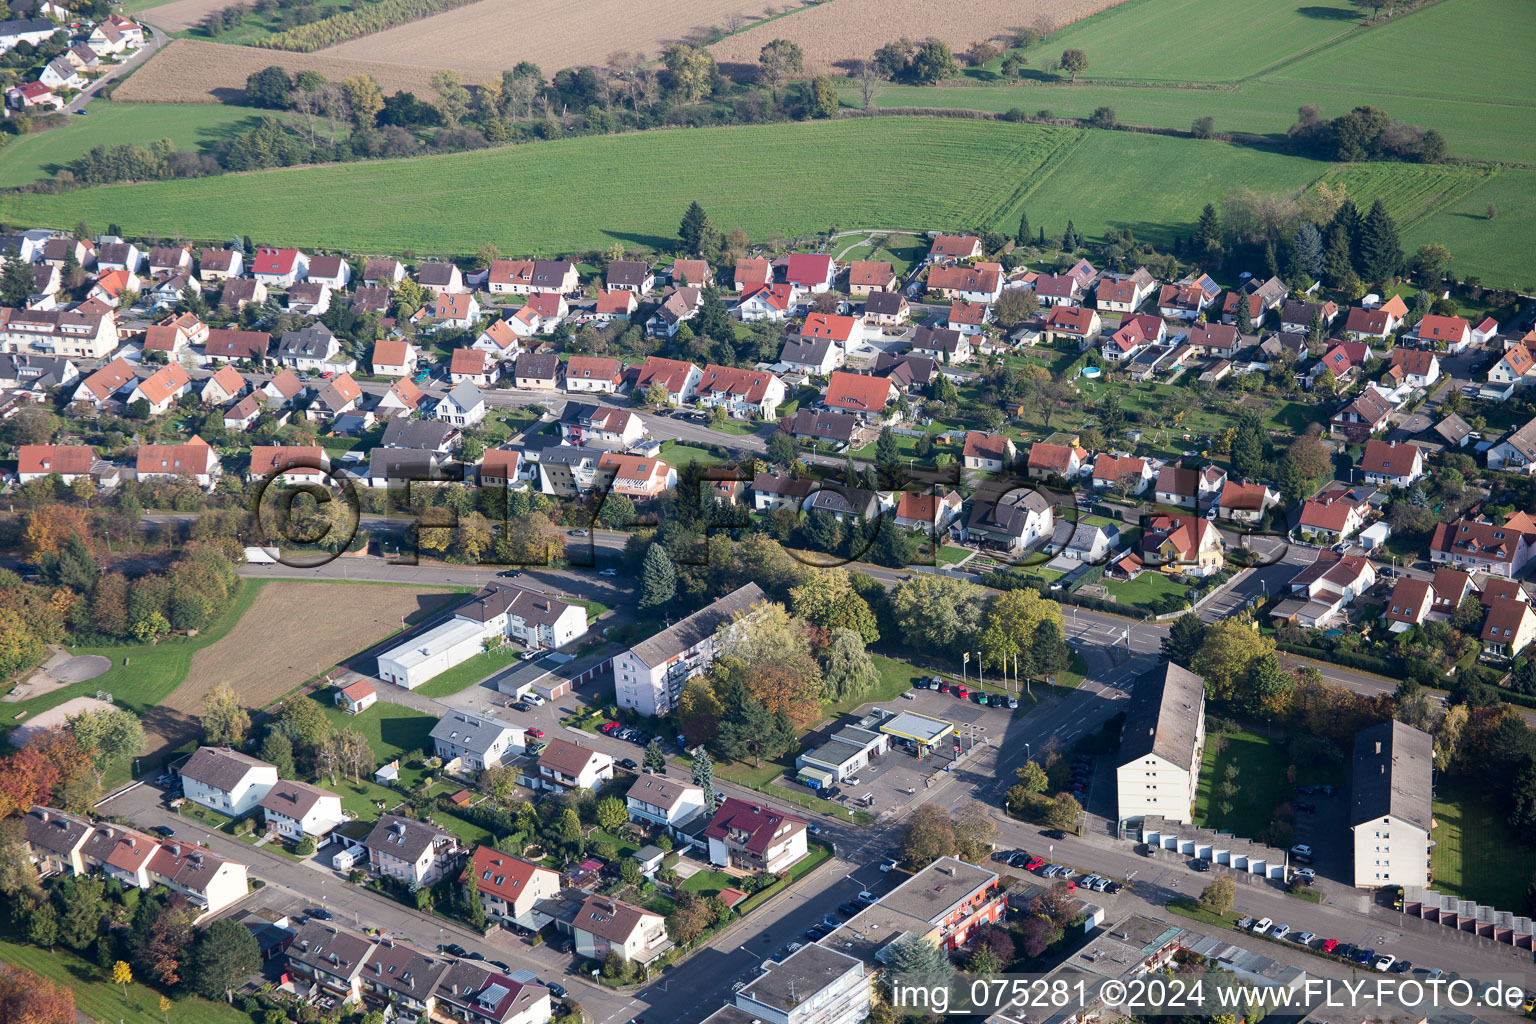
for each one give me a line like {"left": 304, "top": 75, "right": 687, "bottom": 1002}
{"left": 361, "top": 814, "right": 459, "bottom": 863}
{"left": 781, "top": 407, "right": 858, "bottom": 443}
{"left": 180, "top": 746, "right": 273, "bottom": 792}
{"left": 878, "top": 856, "right": 997, "bottom": 925}
{"left": 288, "top": 920, "right": 373, "bottom": 979}
{"left": 1351, "top": 720, "right": 1433, "bottom": 833}
{"left": 1434, "top": 412, "right": 1473, "bottom": 444}
{"left": 0, "top": 18, "right": 53, "bottom": 35}
{"left": 24, "top": 805, "right": 91, "bottom": 856}
{"left": 358, "top": 938, "right": 447, "bottom": 1002}
{"left": 738, "top": 943, "right": 863, "bottom": 1012}
{"left": 381, "top": 417, "right": 455, "bottom": 450}
{"left": 626, "top": 583, "right": 765, "bottom": 668}
{"left": 442, "top": 381, "right": 484, "bottom": 411}
{"left": 276, "top": 324, "right": 335, "bottom": 358}
{"left": 966, "top": 484, "right": 1052, "bottom": 538}
{"left": 367, "top": 447, "right": 446, "bottom": 481}
{"left": 530, "top": 260, "right": 575, "bottom": 289}
{"left": 430, "top": 712, "right": 517, "bottom": 756}
{"left": 911, "top": 324, "right": 964, "bottom": 353}
{"left": 416, "top": 262, "right": 458, "bottom": 286}
{"left": 779, "top": 336, "right": 835, "bottom": 367}
{"left": 606, "top": 260, "right": 650, "bottom": 287}
{"left": 258, "top": 779, "right": 334, "bottom": 821}
{"left": 863, "top": 290, "right": 906, "bottom": 315}
{"left": 513, "top": 352, "right": 559, "bottom": 379}
{"left": 457, "top": 582, "right": 578, "bottom": 628}
{"left": 1118, "top": 662, "right": 1206, "bottom": 767}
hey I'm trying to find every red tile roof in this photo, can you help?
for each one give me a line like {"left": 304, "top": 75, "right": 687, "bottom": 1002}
{"left": 784, "top": 253, "right": 833, "bottom": 287}
{"left": 734, "top": 258, "right": 771, "bottom": 287}
{"left": 635, "top": 356, "right": 698, "bottom": 394}
{"left": 1361, "top": 439, "right": 1422, "bottom": 478}
{"left": 250, "top": 247, "right": 301, "bottom": 275}
{"left": 700, "top": 364, "right": 778, "bottom": 403}
{"left": 801, "top": 313, "right": 858, "bottom": 343}
{"left": 702, "top": 797, "right": 807, "bottom": 855}
{"left": 18, "top": 444, "right": 94, "bottom": 476}
{"left": 451, "top": 348, "right": 489, "bottom": 375}
{"left": 823, "top": 371, "right": 893, "bottom": 413}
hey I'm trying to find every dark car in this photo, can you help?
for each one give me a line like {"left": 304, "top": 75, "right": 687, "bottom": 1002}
{"left": 545, "top": 982, "right": 568, "bottom": 999}
{"left": 619, "top": 758, "right": 638, "bottom": 770}
{"left": 1191, "top": 858, "right": 1211, "bottom": 872}
{"left": 511, "top": 701, "right": 532, "bottom": 712}
{"left": 441, "top": 943, "right": 468, "bottom": 957}
{"left": 988, "top": 693, "right": 1006, "bottom": 707}
{"left": 310, "top": 907, "right": 333, "bottom": 920}
{"left": 150, "top": 825, "right": 175, "bottom": 837}
{"left": 490, "top": 960, "right": 512, "bottom": 972}
{"left": 1041, "top": 829, "right": 1067, "bottom": 840}
{"left": 466, "top": 951, "right": 487, "bottom": 961}
{"left": 1104, "top": 881, "right": 1122, "bottom": 894}
{"left": 838, "top": 902, "right": 862, "bottom": 917}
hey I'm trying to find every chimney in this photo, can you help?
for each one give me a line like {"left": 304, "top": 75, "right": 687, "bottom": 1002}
{"left": 1376, "top": 741, "right": 1382, "bottom": 755}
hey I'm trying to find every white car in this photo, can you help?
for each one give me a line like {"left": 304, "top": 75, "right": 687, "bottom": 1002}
{"left": 1251, "top": 918, "right": 1273, "bottom": 934}
{"left": 524, "top": 692, "right": 546, "bottom": 706}
{"left": 1373, "top": 954, "right": 1396, "bottom": 972}
{"left": 879, "top": 859, "right": 898, "bottom": 873}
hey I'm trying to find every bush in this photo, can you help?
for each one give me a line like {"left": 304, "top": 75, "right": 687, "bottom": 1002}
{"left": 295, "top": 835, "right": 317, "bottom": 856}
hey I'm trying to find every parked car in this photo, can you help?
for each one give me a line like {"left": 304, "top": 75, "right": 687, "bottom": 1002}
{"left": 838, "top": 902, "right": 862, "bottom": 917}
{"left": 150, "top": 825, "right": 175, "bottom": 838}
{"left": 440, "top": 943, "right": 468, "bottom": 957}
{"left": 1091, "top": 877, "right": 1111, "bottom": 892}
{"left": 970, "top": 690, "right": 987, "bottom": 704}
{"left": 1320, "top": 939, "right": 1339, "bottom": 954}
{"left": 879, "top": 859, "right": 898, "bottom": 873}
{"left": 1251, "top": 918, "right": 1273, "bottom": 934}
{"left": 1057, "top": 867, "right": 1076, "bottom": 879}
{"left": 600, "top": 568, "right": 618, "bottom": 576}
{"left": 1236, "top": 917, "right": 1255, "bottom": 931}
{"left": 619, "top": 758, "right": 637, "bottom": 770}
{"left": 856, "top": 890, "right": 879, "bottom": 905}
{"left": 1024, "top": 857, "right": 1045, "bottom": 871}
{"left": 1293, "top": 867, "right": 1315, "bottom": 883}
{"left": 1295, "top": 932, "right": 1316, "bottom": 946}
{"left": 510, "top": 701, "right": 532, "bottom": 712}
{"left": 1191, "top": 858, "right": 1211, "bottom": 872}
{"left": 1041, "top": 829, "right": 1067, "bottom": 840}
{"left": 1080, "top": 875, "right": 1102, "bottom": 889}
{"left": 1289, "top": 844, "right": 1314, "bottom": 862}
{"left": 1373, "top": 954, "right": 1396, "bottom": 972}
{"left": 525, "top": 727, "right": 545, "bottom": 739}
{"left": 1353, "top": 948, "right": 1375, "bottom": 965}
{"left": 953, "top": 685, "right": 969, "bottom": 699}
{"left": 1006, "top": 695, "right": 1019, "bottom": 709}
{"left": 490, "top": 960, "right": 511, "bottom": 972}
{"left": 310, "top": 907, "right": 333, "bottom": 921}
{"left": 1270, "top": 924, "right": 1290, "bottom": 940}
{"left": 938, "top": 682, "right": 952, "bottom": 694}
{"left": 524, "top": 693, "right": 546, "bottom": 707}
{"left": 1103, "top": 881, "right": 1122, "bottom": 894}
{"left": 545, "top": 982, "right": 567, "bottom": 999}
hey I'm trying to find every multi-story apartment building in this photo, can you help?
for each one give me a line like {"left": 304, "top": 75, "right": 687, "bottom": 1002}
{"left": 1351, "top": 720, "right": 1433, "bottom": 890}
{"left": 361, "top": 815, "right": 463, "bottom": 885}
{"left": 611, "top": 583, "right": 766, "bottom": 716}
{"left": 1115, "top": 662, "right": 1206, "bottom": 823}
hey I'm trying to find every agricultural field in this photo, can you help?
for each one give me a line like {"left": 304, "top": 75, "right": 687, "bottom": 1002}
{"left": 149, "top": 580, "right": 459, "bottom": 755}
{"left": 111, "top": 38, "right": 443, "bottom": 102}
{"left": 0, "top": 102, "right": 289, "bottom": 188}
{"left": 4, "top": 117, "right": 1527, "bottom": 286}
{"left": 1404, "top": 169, "right": 1536, "bottom": 293}
{"left": 853, "top": 0, "right": 1535, "bottom": 165}
{"left": 155, "top": 0, "right": 353, "bottom": 41}
{"left": 318, "top": 0, "right": 777, "bottom": 83}
{"left": 709, "top": 0, "right": 1126, "bottom": 75}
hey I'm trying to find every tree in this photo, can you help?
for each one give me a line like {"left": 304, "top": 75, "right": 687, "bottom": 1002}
{"left": 1199, "top": 874, "right": 1236, "bottom": 914}
{"left": 678, "top": 201, "right": 711, "bottom": 254}
{"left": 26, "top": 900, "right": 58, "bottom": 950}
{"left": 886, "top": 933, "right": 952, "bottom": 990}
{"left": 890, "top": 574, "right": 988, "bottom": 659}
{"left": 822, "top": 628, "right": 880, "bottom": 702}
{"left": 275, "top": 695, "right": 332, "bottom": 756}
{"left": 245, "top": 65, "right": 291, "bottom": 108}
{"left": 429, "top": 69, "right": 469, "bottom": 127}
{"left": 67, "top": 707, "right": 144, "bottom": 784}
{"left": 1191, "top": 116, "right": 1216, "bottom": 139}
{"left": 185, "top": 918, "right": 260, "bottom": 999}
{"left": 1161, "top": 613, "right": 1207, "bottom": 667}
{"left": 757, "top": 38, "right": 803, "bottom": 95}
{"left": 1032, "top": 620, "right": 1070, "bottom": 682}
{"left": 662, "top": 44, "right": 716, "bottom": 102}
{"left": 1058, "top": 48, "right": 1088, "bottom": 81}
{"left": 692, "top": 748, "right": 717, "bottom": 812}
{"left": 0, "top": 257, "right": 35, "bottom": 307}
{"left": 718, "top": 699, "right": 796, "bottom": 767}
{"left": 201, "top": 682, "right": 250, "bottom": 746}
{"left": 1286, "top": 432, "right": 1334, "bottom": 484}
{"left": 1016, "top": 210, "right": 1031, "bottom": 247}
{"left": 112, "top": 960, "right": 132, "bottom": 998}
{"left": 1017, "top": 760, "right": 1049, "bottom": 794}
{"left": 767, "top": 430, "right": 798, "bottom": 467}
{"left": 1242, "top": 653, "right": 1295, "bottom": 717}
{"left": 1088, "top": 105, "right": 1117, "bottom": 129}
{"left": 1194, "top": 203, "right": 1223, "bottom": 261}
{"left": 1411, "top": 243, "right": 1451, "bottom": 285}
{"left": 595, "top": 796, "right": 627, "bottom": 832}
{"left": 1321, "top": 222, "right": 1358, "bottom": 291}
{"left": 908, "top": 39, "right": 959, "bottom": 83}
{"left": 993, "top": 287, "right": 1039, "bottom": 327}
{"left": 341, "top": 73, "right": 384, "bottom": 128}
{"left": 644, "top": 742, "right": 667, "bottom": 772}
{"left": 952, "top": 801, "right": 996, "bottom": 862}
{"left": 638, "top": 543, "right": 677, "bottom": 611}
{"left": 1229, "top": 413, "right": 1266, "bottom": 480}
{"left": 1288, "top": 223, "right": 1324, "bottom": 283}
{"left": 260, "top": 730, "right": 296, "bottom": 779}
{"left": 1357, "top": 199, "right": 1403, "bottom": 285}
{"left": 970, "top": 941, "right": 1002, "bottom": 975}
{"left": 0, "top": 964, "right": 74, "bottom": 1024}
{"left": 900, "top": 804, "right": 957, "bottom": 869}
{"left": 555, "top": 807, "right": 584, "bottom": 852}
{"left": 1043, "top": 792, "right": 1082, "bottom": 829}
{"left": 1233, "top": 292, "right": 1253, "bottom": 335}
{"left": 1193, "top": 619, "right": 1277, "bottom": 703}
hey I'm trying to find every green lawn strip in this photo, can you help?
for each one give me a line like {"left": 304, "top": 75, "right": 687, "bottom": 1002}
{"left": 592, "top": 829, "right": 641, "bottom": 859}
{"left": 736, "top": 843, "right": 832, "bottom": 915}
{"left": 1102, "top": 571, "right": 1190, "bottom": 611}
{"left": 413, "top": 645, "right": 529, "bottom": 698}
{"left": 325, "top": 776, "right": 406, "bottom": 820}
{"left": 1194, "top": 727, "right": 1342, "bottom": 838}
{"left": 318, "top": 698, "right": 438, "bottom": 764}
{"left": 0, "top": 933, "right": 250, "bottom": 1024}
{"left": 680, "top": 868, "right": 737, "bottom": 896}
{"left": 1166, "top": 896, "right": 1239, "bottom": 929}
{"left": 657, "top": 440, "right": 725, "bottom": 467}
{"left": 1430, "top": 776, "right": 1536, "bottom": 910}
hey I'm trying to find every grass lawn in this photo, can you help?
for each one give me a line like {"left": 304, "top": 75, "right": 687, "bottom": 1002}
{"left": 1195, "top": 728, "right": 1344, "bottom": 838}
{"left": 706, "top": 419, "right": 757, "bottom": 436}
{"left": 658, "top": 440, "right": 725, "bottom": 467}
{"left": 325, "top": 776, "right": 405, "bottom": 819}
{"left": 1102, "top": 571, "right": 1190, "bottom": 612}
{"left": 0, "top": 933, "right": 250, "bottom": 1024}
{"left": 0, "top": 103, "right": 295, "bottom": 188}
{"left": 592, "top": 828, "right": 641, "bottom": 859}
{"left": 680, "top": 868, "right": 737, "bottom": 897}
{"left": 935, "top": 545, "right": 973, "bottom": 566}
{"left": 318, "top": 698, "right": 438, "bottom": 764}
{"left": 1430, "top": 776, "right": 1536, "bottom": 910}
{"left": 413, "top": 645, "right": 529, "bottom": 698}
{"left": 169, "top": 0, "right": 353, "bottom": 44}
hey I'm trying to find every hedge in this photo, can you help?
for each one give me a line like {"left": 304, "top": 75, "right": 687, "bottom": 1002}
{"left": 258, "top": 0, "right": 481, "bottom": 51}
{"left": 1275, "top": 642, "right": 1400, "bottom": 677}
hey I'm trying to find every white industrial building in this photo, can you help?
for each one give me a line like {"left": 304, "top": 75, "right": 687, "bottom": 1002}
{"left": 376, "top": 582, "right": 586, "bottom": 690}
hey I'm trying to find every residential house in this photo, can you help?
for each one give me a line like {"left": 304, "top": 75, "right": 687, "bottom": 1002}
{"left": 806, "top": 485, "right": 881, "bottom": 524}
{"left": 1104, "top": 318, "right": 1156, "bottom": 362}
{"left": 433, "top": 291, "right": 481, "bottom": 330}
{"left": 891, "top": 490, "right": 962, "bottom": 532}
{"left": 1350, "top": 720, "right": 1434, "bottom": 889}
{"left": 612, "top": 583, "right": 766, "bottom": 716}
{"left": 1144, "top": 514, "right": 1225, "bottom": 577}
{"left": 528, "top": 260, "right": 578, "bottom": 294}
{"left": 1384, "top": 577, "right": 1436, "bottom": 632}
{"left": 1154, "top": 464, "right": 1204, "bottom": 511}
{"left": 42, "top": 236, "right": 91, "bottom": 271}
{"left": 634, "top": 355, "right": 701, "bottom": 404}
{"left": 733, "top": 257, "right": 771, "bottom": 291}
{"left": 872, "top": 351, "right": 935, "bottom": 394}
{"left": 200, "top": 364, "right": 246, "bottom": 405}
{"left": 276, "top": 324, "right": 343, "bottom": 372}
{"left": 594, "top": 289, "right": 638, "bottom": 323}
{"left": 697, "top": 364, "right": 786, "bottom": 419}
{"left": 930, "top": 234, "right": 982, "bottom": 260}
{"left": 179, "top": 747, "right": 277, "bottom": 818}
{"left": 1274, "top": 550, "right": 1377, "bottom": 628}
{"left": 357, "top": 938, "right": 448, "bottom": 1023}
{"left": 1343, "top": 305, "right": 1400, "bottom": 340}
{"left": 127, "top": 362, "right": 192, "bottom": 415}
{"left": 534, "top": 446, "right": 601, "bottom": 496}
{"left": 1092, "top": 453, "right": 1155, "bottom": 495}
{"left": 512, "top": 352, "right": 560, "bottom": 390}
{"left": 431, "top": 712, "right": 522, "bottom": 772}
{"left": 1329, "top": 386, "right": 1393, "bottom": 441}
{"left": 605, "top": 260, "right": 654, "bottom": 294}
{"left": 1360, "top": 440, "right": 1425, "bottom": 487}
{"left": 1116, "top": 662, "right": 1206, "bottom": 823}
{"left": 371, "top": 339, "right": 418, "bottom": 378}
{"left": 563, "top": 355, "right": 623, "bottom": 393}
{"left": 801, "top": 312, "right": 862, "bottom": 350}
{"left": 262, "top": 369, "right": 304, "bottom": 408}
{"left": 1297, "top": 493, "right": 1368, "bottom": 545}
{"left": 1220, "top": 275, "right": 1288, "bottom": 325}
{"left": 751, "top": 472, "right": 815, "bottom": 512}
{"left": 472, "top": 318, "right": 521, "bottom": 358}
{"left": 466, "top": 847, "right": 560, "bottom": 930}
{"left": 196, "top": 328, "right": 266, "bottom": 366}
{"left": 7, "top": 81, "right": 60, "bottom": 110}
{"left": 1157, "top": 275, "right": 1220, "bottom": 319}
{"left": 778, "top": 335, "right": 839, "bottom": 376}
{"left": 1487, "top": 417, "right": 1536, "bottom": 474}
{"left": 377, "top": 377, "right": 426, "bottom": 418}
{"left": 85, "top": 267, "right": 137, "bottom": 306}
{"left": 485, "top": 260, "right": 533, "bottom": 294}
{"left": 1034, "top": 272, "right": 1085, "bottom": 308}
{"left": 147, "top": 270, "right": 200, "bottom": 310}
{"left": 259, "top": 780, "right": 343, "bottom": 842}
{"left": 822, "top": 370, "right": 895, "bottom": 421}
{"left": 73, "top": 356, "right": 135, "bottom": 406}
{"left": 947, "top": 300, "right": 990, "bottom": 337}
{"left": 476, "top": 449, "right": 525, "bottom": 490}
{"left": 1471, "top": 316, "right": 1501, "bottom": 346}
{"left": 596, "top": 452, "right": 675, "bottom": 499}
{"left": 1280, "top": 299, "right": 1338, "bottom": 335}
{"left": 434, "top": 963, "right": 551, "bottom": 1024}
{"left": 737, "top": 283, "right": 796, "bottom": 322}
{"left": 362, "top": 258, "right": 405, "bottom": 287}
{"left": 1435, "top": 412, "right": 1475, "bottom": 448}
{"left": 17, "top": 443, "right": 100, "bottom": 485}
{"left": 1027, "top": 440, "right": 1087, "bottom": 480}
{"left": 962, "top": 484, "right": 1054, "bottom": 554}
{"left": 95, "top": 240, "right": 141, "bottom": 273}
{"left": 536, "top": 738, "right": 614, "bottom": 793}
{"left": 436, "top": 382, "right": 487, "bottom": 428}
{"left": 862, "top": 289, "right": 909, "bottom": 327}
{"left": 0, "top": 306, "right": 119, "bottom": 359}
{"left": 86, "top": 14, "right": 143, "bottom": 51}
{"left": 1484, "top": 344, "right": 1536, "bottom": 398}
{"left": 334, "top": 679, "right": 377, "bottom": 714}
{"left": 1389, "top": 348, "right": 1440, "bottom": 389}
{"left": 303, "top": 254, "right": 350, "bottom": 290}
{"left": 1483, "top": 597, "right": 1536, "bottom": 660}
{"left": 927, "top": 265, "right": 1002, "bottom": 303}
{"left": 1043, "top": 305, "right": 1101, "bottom": 346}
{"left": 416, "top": 262, "right": 463, "bottom": 295}
{"left": 784, "top": 253, "right": 835, "bottom": 294}
{"left": 572, "top": 895, "right": 670, "bottom": 967}
{"left": 559, "top": 402, "right": 645, "bottom": 448}
{"left": 1429, "top": 518, "right": 1536, "bottom": 579}
{"left": 847, "top": 260, "right": 896, "bottom": 295}
{"left": 364, "top": 448, "right": 450, "bottom": 489}
{"left": 1064, "top": 520, "right": 1120, "bottom": 562}
{"left": 285, "top": 920, "right": 374, "bottom": 1003}
{"left": 449, "top": 347, "right": 497, "bottom": 386}
{"left": 1413, "top": 314, "right": 1471, "bottom": 351}
{"left": 1217, "top": 480, "right": 1281, "bottom": 524}
{"left": 646, "top": 286, "right": 701, "bottom": 338}
{"left": 250, "top": 248, "right": 308, "bottom": 288}
{"left": 1094, "top": 267, "right": 1156, "bottom": 313}
{"left": 1188, "top": 322, "right": 1242, "bottom": 358}
{"left": 363, "top": 815, "right": 462, "bottom": 885}
{"left": 703, "top": 798, "right": 808, "bottom": 874}
{"left": 910, "top": 325, "right": 970, "bottom": 364}
{"left": 220, "top": 278, "right": 268, "bottom": 309}
{"left": 309, "top": 373, "right": 363, "bottom": 421}
{"left": 626, "top": 774, "right": 706, "bottom": 831}
{"left": 145, "top": 245, "right": 189, "bottom": 277}
{"left": 670, "top": 259, "right": 713, "bottom": 288}
{"left": 962, "top": 430, "right": 1016, "bottom": 473}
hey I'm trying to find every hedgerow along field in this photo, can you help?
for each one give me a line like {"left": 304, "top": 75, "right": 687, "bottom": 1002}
{"left": 854, "top": 0, "right": 1536, "bottom": 165}
{"left": 2, "top": 117, "right": 1527, "bottom": 286}
{"left": 112, "top": 38, "right": 443, "bottom": 102}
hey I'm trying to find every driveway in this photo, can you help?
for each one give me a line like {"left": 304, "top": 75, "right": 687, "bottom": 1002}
{"left": 63, "top": 26, "right": 164, "bottom": 113}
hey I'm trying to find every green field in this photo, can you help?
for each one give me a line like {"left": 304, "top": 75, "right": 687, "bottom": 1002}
{"left": 1195, "top": 728, "right": 1343, "bottom": 838}
{"left": 859, "top": 0, "right": 1534, "bottom": 164}
{"left": 0, "top": 103, "right": 293, "bottom": 188}
{"left": 1430, "top": 776, "right": 1536, "bottom": 911}
{"left": 318, "top": 696, "right": 438, "bottom": 764}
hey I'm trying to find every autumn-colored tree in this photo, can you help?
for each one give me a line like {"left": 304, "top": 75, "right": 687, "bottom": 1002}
{"left": 112, "top": 959, "right": 133, "bottom": 998}
{"left": 1192, "top": 619, "right": 1276, "bottom": 704}
{"left": 0, "top": 744, "right": 61, "bottom": 817}
{"left": 900, "top": 804, "right": 957, "bottom": 869}
{"left": 0, "top": 963, "right": 75, "bottom": 1024}
{"left": 22, "top": 504, "right": 90, "bottom": 559}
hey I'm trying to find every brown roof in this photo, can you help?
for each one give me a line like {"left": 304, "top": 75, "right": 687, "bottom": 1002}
{"left": 565, "top": 355, "right": 621, "bottom": 382}
{"left": 249, "top": 444, "right": 325, "bottom": 478}
{"left": 450, "top": 348, "right": 489, "bottom": 375}
{"left": 470, "top": 846, "right": 557, "bottom": 904}
{"left": 1361, "top": 440, "right": 1422, "bottom": 478}
{"left": 625, "top": 774, "right": 702, "bottom": 813}
{"left": 134, "top": 363, "right": 191, "bottom": 405}
{"left": 575, "top": 894, "right": 660, "bottom": 945}
{"left": 372, "top": 339, "right": 412, "bottom": 367}
{"left": 734, "top": 258, "right": 771, "bottom": 287}
{"left": 702, "top": 797, "right": 807, "bottom": 855}
{"left": 848, "top": 261, "right": 894, "bottom": 287}
{"left": 965, "top": 432, "right": 1013, "bottom": 464}
{"left": 823, "top": 370, "right": 893, "bottom": 413}
{"left": 538, "top": 737, "right": 606, "bottom": 778}
{"left": 258, "top": 779, "right": 334, "bottom": 822}
{"left": 19, "top": 444, "right": 94, "bottom": 476}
